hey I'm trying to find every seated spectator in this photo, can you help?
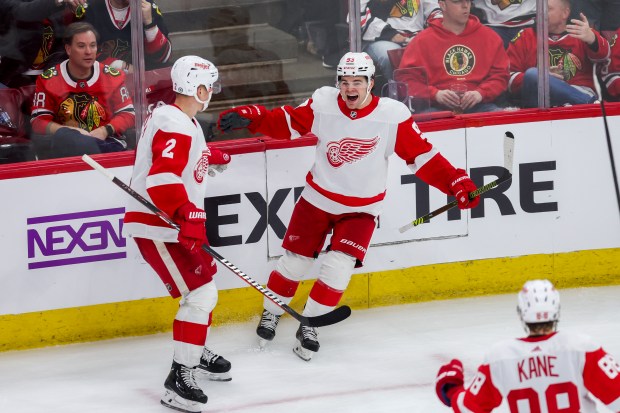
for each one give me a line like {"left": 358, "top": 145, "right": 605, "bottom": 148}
{"left": 506, "top": 0, "right": 610, "bottom": 108}
{"left": 76, "top": 0, "right": 171, "bottom": 72}
{"left": 398, "top": 0, "right": 509, "bottom": 114}
{"left": 354, "top": 0, "right": 441, "bottom": 90}
{"left": 472, "top": 0, "right": 536, "bottom": 48}
{"left": 601, "top": 29, "right": 620, "bottom": 100}
{"left": 0, "top": 0, "right": 87, "bottom": 88}
{"left": 30, "top": 22, "right": 135, "bottom": 159}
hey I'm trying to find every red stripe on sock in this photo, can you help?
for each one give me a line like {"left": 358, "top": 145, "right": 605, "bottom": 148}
{"left": 173, "top": 319, "right": 208, "bottom": 346}
{"left": 309, "top": 279, "right": 343, "bottom": 307}
{"left": 266, "top": 270, "right": 300, "bottom": 298}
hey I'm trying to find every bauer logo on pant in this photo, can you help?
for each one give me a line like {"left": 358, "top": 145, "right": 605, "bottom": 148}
{"left": 26, "top": 207, "right": 127, "bottom": 270}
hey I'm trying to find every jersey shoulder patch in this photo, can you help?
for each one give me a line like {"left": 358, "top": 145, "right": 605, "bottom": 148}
{"left": 103, "top": 65, "right": 122, "bottom": 77}
{"left": 41, "top": 67, "right": 59, "bottom": 79}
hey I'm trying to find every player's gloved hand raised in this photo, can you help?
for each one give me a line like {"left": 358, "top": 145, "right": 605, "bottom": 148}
{"left": 207, "top": 147, "right": 231, "bottom": 177}
{"left": 449, "top": 168, "right": 479, "bottom": 209}
{"left": 435, "top": 359, "right": 465, "bottom": 407}
{"left": 175, "top": 202, "right": 207, "bottom": 252}
{"left": 218, "top": 105, "right": 267, "bottom": 133}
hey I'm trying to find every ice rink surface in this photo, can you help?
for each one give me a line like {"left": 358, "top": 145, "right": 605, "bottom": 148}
{"left": 1, "top": 285, "right": 619, "bottom": 413}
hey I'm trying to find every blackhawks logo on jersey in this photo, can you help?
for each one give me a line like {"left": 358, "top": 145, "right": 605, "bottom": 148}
{"left": 444, "top": 45, "right": 475, "bottom": 76}
{"left": 549, "top": 47, "right": 581, "bottom": 81}
{"left": 103, "top": 65, "right": 122, "bottom": 77}
{"left": 58, "top": 93, "right": 107, "bottom": 131}
{"left": 41, "top": 67, "right": 58, "bottom": 79}
{"left": 391, "top": 0, "right": 420, "bottom": 18}
{"left": 491, "top": 0, "right": 522, "bottom": 10}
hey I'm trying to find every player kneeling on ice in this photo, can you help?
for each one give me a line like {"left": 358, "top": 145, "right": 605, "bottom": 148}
{"left": 123, "top": 56, "right": 232, "bottom": 413}
{"left": 217, "top": 52, "right": 480, "bottom": 362}
{"left": 435, "top": 279, "right": 620, "bottom": 413}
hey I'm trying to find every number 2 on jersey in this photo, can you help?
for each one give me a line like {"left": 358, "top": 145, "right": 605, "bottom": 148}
{"left": 162, "top": 138, "right": 176, "bottom": 159}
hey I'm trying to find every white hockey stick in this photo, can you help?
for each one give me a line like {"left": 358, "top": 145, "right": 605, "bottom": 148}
{"left": 82, "top": 155, "right": 352, "bottom": 328}
{"left": 399, "top": 131, "right": 515, "bottom": 233}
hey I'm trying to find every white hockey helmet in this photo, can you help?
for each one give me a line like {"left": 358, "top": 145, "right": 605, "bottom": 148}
{"left": 517, "top": 279, "right": 560, "bottom": 332}
{"left": 171, "top": 56, "right": 220, "bottom": 110}
{"left": 336, "top": 52, "right": 375, "bottom": 81}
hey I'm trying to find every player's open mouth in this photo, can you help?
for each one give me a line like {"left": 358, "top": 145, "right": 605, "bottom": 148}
{"left": 347, "top": 95, "right": 359, "bottom": 102}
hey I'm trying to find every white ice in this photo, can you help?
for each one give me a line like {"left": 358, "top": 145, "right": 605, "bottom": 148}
{"left": 1, "top": 285, "right": 619, "bottom": 413}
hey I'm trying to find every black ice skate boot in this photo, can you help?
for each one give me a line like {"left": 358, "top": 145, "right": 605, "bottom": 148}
{"left": 161, "top": 361, "right": 207, "bottom": 413}
{"left": 256, "top": 309, "right": 281, "bottom": 347}
{"left": 293, "top": 325, "right": 320, "bottom": 361}
{"left": 196, "top": 347, "right": 232, "bottom": 382}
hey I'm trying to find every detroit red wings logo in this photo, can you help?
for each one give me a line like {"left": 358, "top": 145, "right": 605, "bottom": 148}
{"left": 326, "top": 136, "right": 380, "bottom": 168}
{"left": 194, "top": 148, "right": 211, "bottom": 183}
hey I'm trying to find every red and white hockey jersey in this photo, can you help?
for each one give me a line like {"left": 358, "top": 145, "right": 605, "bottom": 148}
{"left": 253, "top": 86, "right": 459, "bottom": 216}
{"left": 507, "top": 28, "right": 611, "bottom": 94}
{"left": 602, "top": 30, "right": 620, "bottom": 99}
{"left": 357, "top": 0, "right": 442, "bottom": 42}
{"left": 30, "top": 60, "right": 135, "bottom": 134}
{"left": 452, "top": 332, "right": 620, "bottom": 413}
{"left": 473, "top": 0, "right": 536, "bottom": 28}
{"left": 123, "top": 104, "right": 210, "bottom": 241}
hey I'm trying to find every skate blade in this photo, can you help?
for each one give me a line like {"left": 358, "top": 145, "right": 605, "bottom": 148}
{"left": 161, "top": 389, "right": 207, "bottom": 413}
{"left": 293, "top": 341, "right": 315, "bottom": 361}
{"left": 195, "top": 369, "right": 232, "bottom": 382}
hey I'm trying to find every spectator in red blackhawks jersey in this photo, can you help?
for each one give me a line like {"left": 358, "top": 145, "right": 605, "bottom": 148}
{"left": 435, "top": 279, "right": 620, "bottom": 413}
{"left": 217, "top": 51, "right": 480, "bottom": 362}
{"left": 123, "top": 55, "right": 232, "bottom": 413}
{"left": 75, "top": 0, "right": 171, "bottom": 72}
{"left": 506, "top": 0, "right": 611, "bottom": 108}
{"left": 600, "top": 29, "right": 620, "bottom": 101}
{"left": 30, "top": 22, "right": 134, "bottom": 159}
{"left": 398, "top": 0, "right": 510, "bottom": 114}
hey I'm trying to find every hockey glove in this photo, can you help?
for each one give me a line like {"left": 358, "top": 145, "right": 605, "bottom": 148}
{"left": 435, "top": 359, "right": 465, "bottom": 407}
{"left": 449, "top": 168, "right": 480, "bottom": 209}
{"left": 207, "top": 148, "right": 231, "bottom": 177}
{"left": 175, "top": 202, "right": 207, "bottom": 253}
{"left": 218, "top": 105, "right": 267, "bottom": 133}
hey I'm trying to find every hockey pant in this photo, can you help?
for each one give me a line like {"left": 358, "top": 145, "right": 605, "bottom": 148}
{"left": 173, "top": 281, "right": 218, "bottom": 367}
{"left": 263, "top": 250, "right": 356, "bottom": 317}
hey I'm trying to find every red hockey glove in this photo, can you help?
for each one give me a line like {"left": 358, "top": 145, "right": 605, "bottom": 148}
{"left": 449, "top": 168, "right": 479, "bottom": 209}
{"left": 218, "top": 105, "right": 267, "bottom": 133}
{"left": 175, "top": 202, "right": 207, "bottom": 253}
{"left": 435, "top": 359, "right": 465, "bottom": 407}
{"left": 207, "top": 148, "right": 231, "bottom": 177}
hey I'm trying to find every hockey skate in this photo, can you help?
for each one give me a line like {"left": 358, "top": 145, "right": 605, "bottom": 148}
{"left": 195, "top": 347, "right": 232, "bottom": 382}
{"left": 293, "top": 325, "right": 320, "bottom": 361}
{"left": 161, "top": 361, "right": 208, "bottom": 413}
{"left": 256, "top": 309, "right": 281, "bottom": 348}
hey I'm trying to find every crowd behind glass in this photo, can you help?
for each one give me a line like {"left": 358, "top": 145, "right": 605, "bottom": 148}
{"left": 0, "top": 0, "right": 618, "bottom": 164}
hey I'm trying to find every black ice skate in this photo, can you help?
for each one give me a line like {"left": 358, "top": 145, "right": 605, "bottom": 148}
{"left": 161, "top": 361, "right": 208, "bottom": 413}
{"left": 196, "top": 347, "right": 232, "bottom": 382}
{"left": 293, "top": 325, "right": 320, "bottom": 361}
{"left": 256, "top": 309, "right": 281, "bottom": 347}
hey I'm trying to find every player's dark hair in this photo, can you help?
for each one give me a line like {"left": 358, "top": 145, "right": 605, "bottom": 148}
{"left": 64, "top": 22, "right": 100, "bottom": 45}
{"left": 526, "top": 321, "right": 557, "bottom": 336}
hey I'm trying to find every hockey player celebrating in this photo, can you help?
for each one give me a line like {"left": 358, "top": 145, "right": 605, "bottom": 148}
{"left": 217, "top": 51, "right": 480, "bottom": 361}
{"left": 435, "top": 279, "right": 620, "bottom": 412}
{"left": 123, "top": 55, "right": 231, "bottom": 412}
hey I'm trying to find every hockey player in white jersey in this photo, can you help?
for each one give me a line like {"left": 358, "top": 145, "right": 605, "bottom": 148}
{"left": 435, "top": 279, "right": 620, "bottom": 413}
{"left": 218, "top": 51, "right": 480, "bottom": 361}
{"left": 123, "top": 56, "right": 232, "bottom": 413}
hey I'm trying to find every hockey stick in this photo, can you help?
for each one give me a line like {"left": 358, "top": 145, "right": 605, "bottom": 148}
{"left": 592, "top": 67, "right": 620, "bottom": 216}
{"left": 81, "top": 155, "right": 351, "bottom": 328}
{"left": 399, "top": 131, "right": 515, "bottom": 233}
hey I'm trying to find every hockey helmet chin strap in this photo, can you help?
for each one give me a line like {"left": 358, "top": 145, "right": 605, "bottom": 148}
{"left": 195, "top": 91, "right": 211, "bottom": 112}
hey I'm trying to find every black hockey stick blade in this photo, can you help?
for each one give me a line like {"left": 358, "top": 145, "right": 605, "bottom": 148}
{"left": 81, "top": 155, "right": 352, "bottom": 328}
{"left": 399, "top": 131, "right": 515, "bottom": 233}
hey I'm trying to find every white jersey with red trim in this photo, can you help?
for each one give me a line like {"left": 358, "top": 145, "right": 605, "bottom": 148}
{"left": 123, "top": 104, "right": 210, "bottom": 242}
{"left": 473, "top": 0, "right": 536, "bottom": 27}
{"left": 255, "top": 86, "right": 458, "bottom": 216}
{"left": 452, "top": 331, "right": 620, "bottom": 413}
